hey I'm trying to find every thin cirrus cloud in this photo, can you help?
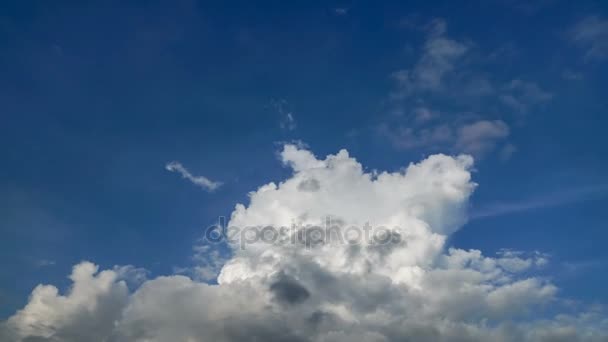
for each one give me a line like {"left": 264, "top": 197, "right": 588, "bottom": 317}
{"left": 165, "top": 161, "right": 222, "bottom": 192}
{"left": 472, "top": 184, "right": 608, "bottom": 220}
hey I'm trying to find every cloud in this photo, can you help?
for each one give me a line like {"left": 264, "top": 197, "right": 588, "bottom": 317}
{"left": 1, "top": 262, "right": 129, "bottom": 341}
{"left": 455, "top": 120, "right": 510, "bottom": 156}
{"left": 272, "top": 99, "right": 297, "bottom": 131}
{"left": 3, "top": 145, "right": 607, "bottom": 341}
{"left": 333, "top": 7, "right": 349, "bottom": 16}
{"left": 472, "top": 184, "right": 608, "bottom": 220}
{"left": 378, "top": 122, "right": 453, "bottom": 150}
{"left": 390, "top": 19, "right": 468, "bottom": 97}
{"left": 165, "top": 161, "right": 222, "bottom": 191}
{"left": 382, "top": 18, "right": 551, "bottom": 158}
{"left": 380, "top": 119, "right": 510, "bottom": 158}
{"left": 412, "top": 107, "right": 439, "bottom": 123}
{"left": 35, "top": 259, "right": 56, "bottom": 267}
{"left": 499, "top": 143, "right": 517, "bottom": 161}
{"left": 569, "top": 16, "right": 608, "bottom": 61}
{"left": 562, "top": 69, "right": 584, "bottom": 81}
{"left": 500, "top": 79, "right": 553, "bottom": 114}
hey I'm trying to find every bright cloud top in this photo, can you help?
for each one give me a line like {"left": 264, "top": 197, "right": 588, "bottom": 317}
{"left": 2, "top": 145, "right": 607, "bottom": 341}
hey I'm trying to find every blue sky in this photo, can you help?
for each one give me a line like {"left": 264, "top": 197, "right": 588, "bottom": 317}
{"left": 1, "top": 0, "right": 608, "bottom": 334}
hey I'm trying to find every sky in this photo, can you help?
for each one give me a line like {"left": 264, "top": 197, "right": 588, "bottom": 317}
{"left": 1, "top": 0, "right": 608, "bottom": 341}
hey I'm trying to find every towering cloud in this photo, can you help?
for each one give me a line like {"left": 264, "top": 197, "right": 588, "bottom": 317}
{"left": 2, "top": 145, "right": 606, "bottom": 341}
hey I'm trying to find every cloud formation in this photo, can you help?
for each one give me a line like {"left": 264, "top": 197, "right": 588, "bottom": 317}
{"left": 381, "top": 18, "right": 552, "bottom": 158}
{"left": 165, "top": 161, "right": 222, "bottom": 192}
{"left": 3, "top": 145, "right": 607, "bottom": 341}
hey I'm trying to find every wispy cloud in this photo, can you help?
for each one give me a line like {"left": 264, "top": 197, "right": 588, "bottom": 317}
{"left": 380, "top": 18, "right": 551, "bottom": 159}
{"left": 271, "top": 98, "right": 297, "bottom": 131}
{"left": 569, "top": 16, "right": 608, "bottom": 61}
{"left": 455, "top": 120, "right": 510, "bottom": 156}
{"left": 472, "top": 184, "right": 608, "bottom": 220}
{"left": 165, "top": 161, "right": 222, "bottom": 192}
{"left": 35, "top": 259, "right": 56, "bottom": 267}
{"left": 390, "top": 18, "right": 468, "bottom": 97}
{"left": 379, "top": 119, "right": 510, "bottom": 158}
{"left": 333, "top": 7, "right": 349, "bottom": 16}
{"left": 500, "top": 79, "right": 553, "bottom": 114}
{"left": 562, "top": 69, "right": 584, "bottom": 81}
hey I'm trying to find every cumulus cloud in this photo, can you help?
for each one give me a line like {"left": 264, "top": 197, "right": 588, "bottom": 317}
{"left": 3, "top": 145, "right": 607, "bottom": 341}
{"left": 165, "top": 161, "right": 222, "bottom": 191}
{"left": 1, "top": 262, "right": 129, "bottom": 341}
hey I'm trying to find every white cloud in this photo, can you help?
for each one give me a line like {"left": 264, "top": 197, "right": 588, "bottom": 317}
{"left": 1, "top": 262, "right": 129, "bottom": 341}
{"left": 165, "top": 161, "right": 222, "bottom": 192}
{"left": 2, "top": 145, "right": 607, "bottom": 341}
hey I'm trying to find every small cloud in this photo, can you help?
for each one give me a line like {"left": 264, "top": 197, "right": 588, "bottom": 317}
{"left": 389, "top": 19, "right": 469, "bottom": 98}
{"left": 165, "top": 161, "right": 222, "bottom": 192}
{"left": 413, "top": 107, "right": 439, "bottom": 123}
{"left": 282, "top": 112, "right": 296, "bottom": 131}
{"left": 455, "top": 120, "right": 510, "bottom": 156}
{"left": 379, "top": 119, "right": 509, "bottom": 158}
{"left": 501, "top": 79, "right": 552, "bottom": 114}
{"left": 333, "top": 7, "right": 349, "bottom": 16}
{"left": 506, "top": 79, "right": 553, "bottom": 103}
{"left": 569, "top": 16, "right": 608, "bottom": 61}
{"left": 378, "top": 122, "right": 453, "bottom": 150}
{"left": 499, "top": 143, "right": 517, "bottom": 161}
{"left": 271, "top": 99, "right": 297, "bottom": 131}
{"left": 562, "top": 69, "right": 584, "bottom": 81}
{"left": 36, "top": 259, "right": 56, "bottom": 267}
